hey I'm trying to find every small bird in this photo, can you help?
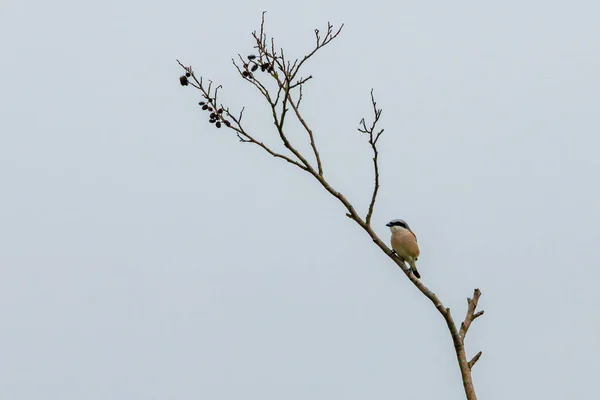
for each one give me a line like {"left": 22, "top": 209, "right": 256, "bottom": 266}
{"left": 386, "top": 219, "right": 421, "bottom": 278}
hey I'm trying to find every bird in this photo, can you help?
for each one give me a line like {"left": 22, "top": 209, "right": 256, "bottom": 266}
{"left": 386, "top": 219, "right": 421, "bottom": 279}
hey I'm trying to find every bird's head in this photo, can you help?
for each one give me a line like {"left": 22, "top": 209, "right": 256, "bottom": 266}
{"left": 386, "top": 219, "right": 411, "bottom": 232}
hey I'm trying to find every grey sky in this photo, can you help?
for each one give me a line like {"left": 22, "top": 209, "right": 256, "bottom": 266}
{"left": 1, "top": 1, "right": 599, "bottom": 399}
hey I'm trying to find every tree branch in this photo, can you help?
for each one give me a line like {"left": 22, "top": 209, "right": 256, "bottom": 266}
{"left": 358, "top": 89, "right": 384, "bottom": 226}
{"left": 468, "top": 351, "right": 482, "bottom": 370}
{"left": 459, "top": 288, "right": 484, "bottom": 339}
{"left": 288, "top": 94, "right": 323, "bottom": 175}
{"left": 251, "top": 20, "right": 325, "bottom": 176}
{"left": 176, "top": 60, "right": 307, "bottom": 171}
{"left": 177, "top": 16, "right": 482, "bottom": 400}
{"left": 290, "top": 21, "right": 344, "bottom": 82}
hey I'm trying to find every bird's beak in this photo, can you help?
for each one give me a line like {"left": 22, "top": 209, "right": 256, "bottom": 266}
{"left": 385, "top": 222, "right": 392, "bottom": 227}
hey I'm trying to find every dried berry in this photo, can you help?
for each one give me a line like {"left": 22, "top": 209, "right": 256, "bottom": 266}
{"left": 179, "top": 75, "right": 189, "bottom": 86}
{"left": 251, "top": 64, "right": 258, "bottom": 72}
{"left": 267, "top": 66, "right": 274, "bottom": 73}
{"left": 209, "top": 119, "right": 216, "bottom": 124}
{"left": 210, "top": 112, "right": 216, "bottom": 119}
{"left": 216, "top": 122, "right": 222, "bottom": 128}
{"left": 202, "top": 105, "right": 209, "bottom": 110}
{"left": 262, "top": 62, "right": 270, "bottom": 69}
{"left": 185, "top": 72, "right": 191, "bottom": 77}
{"left": 260, "top": 66, "right": 266, "bottom": 72}
{"left": 217, "top": 108, "right": 223, "bottom": 114}
{"left": 247, "top": 55, "right": 256, "bottom": 60}
{"left": 224, "top": 120, "right": 231, "bottom": 127}
{"left": 242, "top": 71, "right": 249, "bottom": 77}
{"left": 243, "top": 63, "right": 248, "bottom": 69}
{"left": 199, "top": 101, "right": 206, "bottom": 105}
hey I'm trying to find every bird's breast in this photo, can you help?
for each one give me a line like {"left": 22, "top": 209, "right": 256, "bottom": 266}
{"left": 391, "top": 230, "right": 420, "bottom": 260}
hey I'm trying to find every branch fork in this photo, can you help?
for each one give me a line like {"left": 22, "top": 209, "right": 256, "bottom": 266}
{"left": 459, "top": 288, "right": 484, "bottom": 370}
{"left": 357, "top": 89, "right": 384, "bottom": 226}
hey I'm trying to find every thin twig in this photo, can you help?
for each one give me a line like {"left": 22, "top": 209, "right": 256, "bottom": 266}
{"left": 232, "top": 57, "right": 271, "bottom": 100}
{"left": 460, "top": 288, "right": 484, "bottom": 339}
{"left": 296, "top": 85, "right": 304, "bottom": 108}
{"left": 468, "top": 351, "right": 482, "bottom": 370}
{"left": 225, "top": 109, "right": 307, "bottom": 170}
{"left": 176, "top": 60, "right": 306, "bottom": 171}
{"left": 287, "top": 95, "right": 323, "bottom": 175}
{"left": 252, "top": 29, "right": 325, "bottom": 176}
{"left": 290, "top": 75, "right": 313, "bottom": 88}
{"left": 269, "top": 87, "right": 315, "bottom": 171}
{"left": 358, "top": 89, "right": 384, "bottom": 226}
{"left": 289, "top": 22, "right": 344, "bottom": 82}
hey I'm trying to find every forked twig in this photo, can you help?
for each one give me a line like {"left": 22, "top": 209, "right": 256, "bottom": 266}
{"left": 460, "top": 288, "right": 484, "bottom": 339}
{"left": 358, "top": 89, "right": 384, "bottom": 226}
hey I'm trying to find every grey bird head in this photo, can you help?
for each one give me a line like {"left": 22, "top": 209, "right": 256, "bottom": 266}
{"left": 386, "top": 219, "right": 410, "bottom": 230}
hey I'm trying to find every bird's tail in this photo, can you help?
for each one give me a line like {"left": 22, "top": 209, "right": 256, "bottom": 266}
{"left": 409, "top": 260, "right": 421, "bottom": 279}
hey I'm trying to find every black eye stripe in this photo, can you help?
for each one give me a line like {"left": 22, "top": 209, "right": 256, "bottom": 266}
{"left": 388, "top": 220, "right": 409, "bottom": 229}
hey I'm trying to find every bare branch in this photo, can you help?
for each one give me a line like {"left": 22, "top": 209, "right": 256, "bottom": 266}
{"left": 232, "top": 57, "right": 270, "bottom": 100}
{"left": 225, "top": 109, "right": 307, "bottom": 170}
{"left": 358, "top": 90, "right": 384, "bottom": 226}
{"left": 468, "top": 351, "right": 482, "bottom": 370}
{"left": 459, "top": 288, "right": 484, "bottom": 339}
{"left": 250, "top": 27, "right": 325, "bottom": 176}
{"left": 287, "top": 93, "right": 323, "bottom": 175}
{"left": 176, "top": 60, "right": 308, "bottom": 171}
{"left": 264, "top": 87, "right": 315, "bottom": 171}
{"left": 290, "top": 75, "right": 313, "bottom": 88}
{"left": 178, "top": 16, "right": 482, "bottom": 400}
{"left": 290, "top": 22, "right": 344, "bottom": 81}
{"left": 295, "top": 85, "right": 304, "bottom": 108}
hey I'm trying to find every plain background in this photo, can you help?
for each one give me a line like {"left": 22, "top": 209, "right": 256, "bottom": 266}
{"left": 1, "top": 1, "right": 599, "bottom": 399}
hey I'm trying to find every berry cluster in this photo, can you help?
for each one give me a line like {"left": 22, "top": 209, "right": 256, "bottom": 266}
{"left": 198, "top": 99, "right": 231, "bottom": 129}
{"left": 179, "top": 72, "right": 191, "bottom": 86}
{"left": 241, "top": 54, "right": 274, "bottom": 79}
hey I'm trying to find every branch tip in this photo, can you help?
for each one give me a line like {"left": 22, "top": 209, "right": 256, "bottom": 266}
{"left": 468, "top": 351, "right": 482, "bottom": 370}
{"left": 460, "top": 289, "right": 484, "bottom": 339}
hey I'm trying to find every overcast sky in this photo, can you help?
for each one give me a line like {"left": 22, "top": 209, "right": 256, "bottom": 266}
{"left": 1, "top": 1, "right": 599, "bottom": 399}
